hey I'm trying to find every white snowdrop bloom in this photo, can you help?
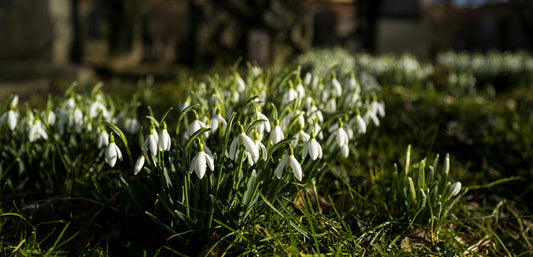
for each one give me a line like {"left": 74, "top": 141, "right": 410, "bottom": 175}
{"left": 302, "top": 134, "right": 323, "bottom": 160}
{"left": 28, "top": 119, "right": 48, "bottom": 142}
{"left": 6, "top": 108, "right": 17, "bottom": 131}
{"left": 370, "top": 98, "right": 385, "bottom": 118}
{"left": 326, "top": 97, "right": 337, "bottom": 113}
{"left": 253, "top": 109, "right": 270, "bottom": 139}
{"left": 275, "top": 146, "right": 303, "bottom": 182}
{"left": 282, "top": 82, "right": 299, "bottom": 106}
{"left": 124, "top": 118, "right": 140, "bottom": 134}
{"left": 72, "top": 107, "right": 84, "bottom": 131}
{"left": 295, "top": 80, "right": 306, "bottom": 99}
{"left": 235, "top": 73, "right": 246, "bottom": 92}
{"left": 158, "top": 122, "right": 171, "bottom": 151}
{"left": 105, "top": 133, "right": 123, "bottom": 168}
{"left": 349, "top": 112, "right": 367, "bottom": 135}
{"left": 310, "top": 120, "right": 323, "bottom": 140}
{"left": 251, "top": 66, "right": 262, "bottom": 77}
{"left": 291, "top": 128, "right": 310, "bottom": 148}
{"left": 306, "top": 102, "right": 323, "bottom": 124}
{"left": 303, "top": 72, "right": 313, "bottom": 86}
{"left": 328, "top": 119, "right": 349, "bottom": 149}
{"left": 144, "top": 124, "right": 159, "bottom": 156}
{"left": 185, "top": 112, "right": 208, "bottom": 141}
{"left": 89, "top": 101, "right": 110, "bottom": 120}
{"left": 328, "top": 72, "right": 342, "bottom": 97}
{"left": 270, "top": 120, "right": 285, "bottom": 145}
{"left": 46, "top": 111, "right": 56, "bottom": 126}
{"left": 181, "top": 97, "right": 191, "bottom": 112}
{"left": 64, "top": 96, "right": 76, "bottom": 111}
{"left": 340, "top": 144, "right": 349, "bottom": 158}
{"left": 364, "top": 108, "right": 380, "bottom": 127}
{"left": 229, "top": 123, "right": 259, "bottom": 162}
{"left": 252, "top": 131, "right": 267, "bottom": 162}
{"left": 344, "top": 72, "right": 358, "bottom": 91}
{"left": 210, "top": 108, "right": 227, "bottom": 133}
{"left": 11, "top": 95, "right": 19, "bottom": 108}
{"left": 189, "top": 142, "right": 214, "bottom": 179}
{"left": 448, "top": 182, "right": 462, "bottom": 198}
{"left": 97, "top": 127, "right": 109, "bottom": 149}
{"left": 133, "top": 155, "right": 145, "bottom": 175}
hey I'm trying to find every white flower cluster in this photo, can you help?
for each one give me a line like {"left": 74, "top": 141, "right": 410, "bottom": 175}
{"left": 438, "top": 51, "right": 533, "bottom": 77}
{"left": 130, "top": 65, "right": 384, "bottom": 182}
{"left": 0, "top": 86, "right": 140, "bottom": 171}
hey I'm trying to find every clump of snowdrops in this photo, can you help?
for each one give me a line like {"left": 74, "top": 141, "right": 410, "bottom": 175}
{"left": 437, "top": 51, "right": 533, "bottom": 88}
{"left": 114, "top": 64, "right": 386, "bottom": 240}
{"left": 0, "top": 83, "right": 139, "bottom": 199}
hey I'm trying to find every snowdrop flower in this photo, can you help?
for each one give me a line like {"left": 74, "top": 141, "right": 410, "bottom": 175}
{"left": 363, "top": 106, "right": 380, "bottom": 127}
{"left": 5, "top": 107, "right": 17, "bottom": 131}
{"left": 344, "top": 71, "right": 359, "bottom": 92}
{"left": 447, "top": 182, "right": 462, "bottom": 198}
{"left": 158, "top": 121, "right": 171, "bottom": 151}
{"left": 275, "top": 145, "right": 303, "bottom": 181}
{"left": 270, "top": 119, "right": 284, "bottom": 145}
{"left": 370, "top": 94, "right": 385, "bottom": 118}
{"left": 71, "top": 107, "right": 84, "bottom": 131}
{"left": 28, "top": 119, "right": 48, "bottom": 142}
{"left": 181, "top": 97, "right": 191, "bottom": 112}
{"left": 327, "top": 119, "right": 350, "bottom": 157}
{"left": 210, "top": 107, "right": 227, "bottom": 133}
{"left": 185, "top": 111, "right": 208, "bottom": 141}
{"left": 190, "top": 142, "right": 214, "bottom": 179}
{"left": 253, "top": 108, "right": 270, "bottom": 139}
{"left": 349, "top": 110, "right": 366, "bottom": 135}
{"left": 133, "top": 155, "right": 145, "bottom": 175}
{"left": 295, "top": 78, "right": 306, "bottom": 99}
{"left": 291, "top": 126, "right": 310, "bottom": 147}
{"left": 235, "top": 72, "right": 246, "bottom": 92}
{"left": 89, "top": 100, "right": 110, "bottom": 120}
{"left": 105, "top": 133, "right": 123, "bottom": 168}
{"left": 252, "top": 131, "right": 267, "bottom": 162}
{"left": 325, "top": 97, "right": 336, "bottom": 113}
{"left": 124, "top": 118, "right": 140, "bottom": 134}
{"left": 306, "top": 101, "right": 324, "bottom": 125}
{"left": 302, "top": 132, "right": 323, "bottom": 160}
{"left": 229, "top": 123, "right": 259, "bottom": 162}
{"left": 46, "top": 110, "right": 56, "bottom": 126}
{"left": 64, "top": 95, "right": 76, "bottom": 112}
{"left": 282, "top": 81, "right": 298, "bottom": 106}
{"left": 97, "top": 126, "right": 109, "bottom": 149}
{"left": 328, "top": 72, "right": 342, "bottom": 97}
{"left": 144, "top": 124, "right": 159, "bottom": 156}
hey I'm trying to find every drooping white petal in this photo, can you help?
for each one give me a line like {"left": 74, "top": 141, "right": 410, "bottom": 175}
{"left": 149, "top": 134, "right": 158, "bottom": 156}
{"left": 309, "top": 139, "right": 321, "bottom": 160}
{"left": 205, "top": 153, "right": 214, "bottom": 171}
{"left": 105, "top": 142, "right": 118, "bottom": 167}
{"left": 196, "top": 152, "right": 207, "bottom": 179}
{"left": 115, "top": 144, "right": 123, "bottom": 161}
{"left": 7, "top": 110, "right": 17, "bottom": 131}
{"left": 270, "top": 126, "right": 284, "bottom": 145}
{"left": 240, "top": 133, "right": 259, "bottom": 161}
{"left": 341, "top": 144, "right": 349, "bottom": 158}
{"left": 159, "top": 129, "right": 171, "bottom": 151}
{"left": 288, "top": 155, "right": 302, "bottom": 181}
{"left": 189, "top": 155, "right": 198, "bottom": 174}
{"left": 134, "top": 155, "right": 145, "bottom": 175}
